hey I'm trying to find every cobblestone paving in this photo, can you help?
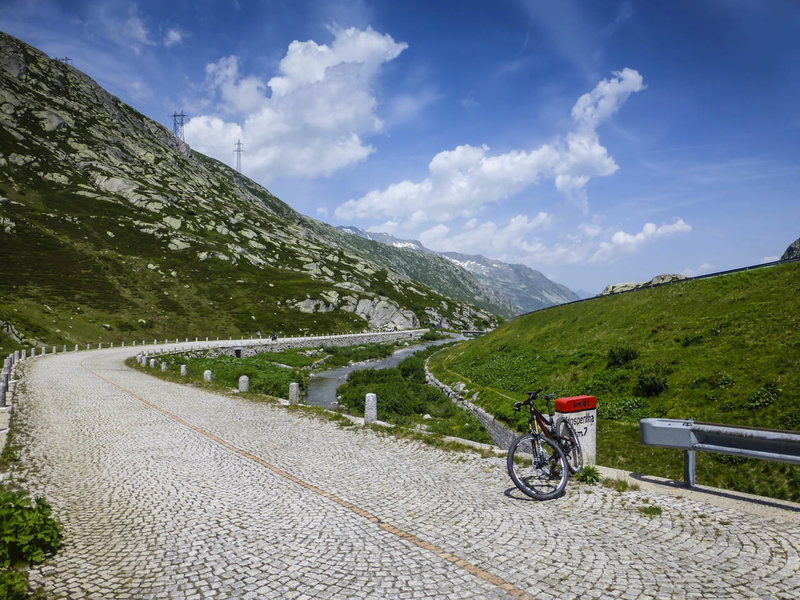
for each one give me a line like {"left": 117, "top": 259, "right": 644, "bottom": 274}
{"left": 8, "top": 348, "right": 800, "bottom": 599}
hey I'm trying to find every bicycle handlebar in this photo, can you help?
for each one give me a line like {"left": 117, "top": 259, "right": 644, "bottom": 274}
{"left": 516, "top": 389, "right": 556, "bottom": 415}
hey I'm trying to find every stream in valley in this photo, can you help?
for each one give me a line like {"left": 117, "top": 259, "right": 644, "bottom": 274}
{"left": 304, "top": 336, "right": 461, "bottom": 409}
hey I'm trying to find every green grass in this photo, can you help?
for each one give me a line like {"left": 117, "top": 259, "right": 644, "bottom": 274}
{"left": 337, "top": 348, "right": 491, "bottom": 444}
{"left": 153, "top": 352, "right": 309, "bottom": 398}
{"left": 428, "top": 262, "right": 800, "bottom": 501}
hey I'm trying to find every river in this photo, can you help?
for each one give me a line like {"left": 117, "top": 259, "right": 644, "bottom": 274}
{"left": 304, "top": 336, "right": 462, "bottom": 409}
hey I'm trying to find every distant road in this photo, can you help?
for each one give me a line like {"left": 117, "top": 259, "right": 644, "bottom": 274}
{"left": 10, "top": 346, "right": 800, "bottom": 599}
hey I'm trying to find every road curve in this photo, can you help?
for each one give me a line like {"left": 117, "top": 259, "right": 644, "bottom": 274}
{"left": 7, "top": 347, "right": 800, "bottom": 599}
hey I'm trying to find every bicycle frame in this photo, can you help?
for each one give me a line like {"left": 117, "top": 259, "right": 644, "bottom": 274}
{"left": 518, "top": 391, "right": 557, "bottom": 441}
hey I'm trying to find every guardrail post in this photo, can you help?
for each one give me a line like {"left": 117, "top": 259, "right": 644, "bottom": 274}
{"left": 684, "top": 450, "right": 696, "bottom": 487}
{"left": 365, "top": 393, "right": 377, "bottom": 424}
{"left": 289, "top": 382, "right": 299, "bottom": 405}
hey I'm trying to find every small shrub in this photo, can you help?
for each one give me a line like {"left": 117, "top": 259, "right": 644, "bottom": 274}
{"left": 779, "top": 410, "right": 800, "bottom": 431}
{"left": 575, "top": 465, "right": 601, "bottom": 485}
{"left": 634, "top": 368, "right": 668, "bottom": 397}
{"left": 745, "top": 383, "right": 781, "bottom": 410}
{"left": 607, "top": 345, "right": 638, "bottom": 368}
{"left": 0, "top": 489, "right": 63, "bottom": 597}
{"left": 680, "top": 334, "right": 703, "bottom": 347}
{"left": 0, "top": 570, "right": 27, "bottom": 600}
{"left": 707, "top": 372, "right": 735, "bottom": 390}
{"left": 598, "top": 397, "right": 646, "bottom": 421}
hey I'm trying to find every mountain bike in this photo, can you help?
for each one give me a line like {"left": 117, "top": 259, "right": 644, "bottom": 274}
{"left": 506, "top": 388, "right": 584, "bottom": 500}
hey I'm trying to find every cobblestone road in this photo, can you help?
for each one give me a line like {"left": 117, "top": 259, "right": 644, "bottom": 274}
{"left": 8, "top": 348, "right": 800, "bottom": 599}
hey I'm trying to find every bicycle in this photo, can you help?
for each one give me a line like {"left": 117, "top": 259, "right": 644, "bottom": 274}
{"left": 506, "top": 388, "right": 584, "bottom": 500}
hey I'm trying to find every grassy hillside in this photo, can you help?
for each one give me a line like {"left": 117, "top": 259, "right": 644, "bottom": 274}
{"left": 429, "top": 261, "right": 800, "bottom": 500}
{"left": 0, "top": 30, "right": 502, "bottom": 353}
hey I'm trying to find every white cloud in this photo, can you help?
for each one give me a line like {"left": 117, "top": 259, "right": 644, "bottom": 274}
{"left": 571, "top": 68, "right": 644, "bottom": 131}
{"left": 122, "top": 14, "right": 154, "bottom": 52}
{"left": 335, "top": 68, "right": 644, "bottom": 224}
{"left": 682, "top": 262, "right": 714, "bottom": 277}
{"left": 203, "top": 56, "right": 268, "bottom": 115}
{"left": 185, "top": 26, "right": 407, "bottom": 181}
{"left": 163, "top": 28, "right": 185, "bottom": 47}
{"left": 590, "top": 218, "right": 692, "bottom": 263}
{"left": 183, "top": 116, "right": 243, "bottom": 156}
{"left": 419, "top": 213, "right": 552, "bottom": 257}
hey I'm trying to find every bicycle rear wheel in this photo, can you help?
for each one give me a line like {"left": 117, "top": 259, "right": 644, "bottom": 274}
{"left": 555, "top": 417, "right": 584, "bottom": 474}
{"left": 506, "top": 433, "right": 568, "bottom": 500}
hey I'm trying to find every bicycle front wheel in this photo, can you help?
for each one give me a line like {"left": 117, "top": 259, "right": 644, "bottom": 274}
{"left": 555, "top": 417, "right": 584, "bottom": 474}
{"left": 507, "top": 434, "right": 568, "bottom": 500}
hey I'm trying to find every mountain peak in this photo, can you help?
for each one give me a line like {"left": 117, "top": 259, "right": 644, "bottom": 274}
{"left": 338, "top": 227, "right": 579, "bottom": 314}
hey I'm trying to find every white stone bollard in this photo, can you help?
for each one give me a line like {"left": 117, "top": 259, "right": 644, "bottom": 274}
{"left": 289, "top": 382, "right": 300, "bottom": 405}
{"left": 161, "top": 362, "right": 168, "bottom": 372}
{"left": 31, "top": 348, "right": 36, "bottom": 358}
{"left": 22, "top": 349, "right": 26, "bottom": 360}
{"left": 203, "top": 370, "right": 213, "bottom": 382}
{"left": 98, "top": 343, "right": 102, "bottom": 350}
{"left": 63, "top": 345, "right": 67, "bottom": 352}
{"left": 52, "top": 346, "right": 56, "bottom": 354}
{"left": 149, "top": 359, "right": 156, "bottom": 368}
{"left": 239, "top": 375, "right": 250, "bottom": 392}
{"left": 122, "top": 342, "right": 125, "bottom": 347}
{"left": 180, "top": 365, "right": 187, "bottom": 377}
{"left": 364, "top": 393, "right": 378, "bottom": 424}
{"left": 75, "top": 344, "right": 79, "bottom": 352}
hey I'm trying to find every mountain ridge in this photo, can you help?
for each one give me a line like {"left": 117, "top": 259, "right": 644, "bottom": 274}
{"left": 0, "top": 30, "right": 504, "bottom": 348}
{"left": 338, "top": 226, "right": 579, "bottom": 314}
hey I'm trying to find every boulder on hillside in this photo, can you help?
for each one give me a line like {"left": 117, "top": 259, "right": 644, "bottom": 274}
{"left": 599, "top": 274, "right": 687, "bottom": 296}
{"left": 781, "top": 237, "right": 800, "bottom": 261}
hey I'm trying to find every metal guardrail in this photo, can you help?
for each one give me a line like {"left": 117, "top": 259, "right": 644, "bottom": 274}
{"left": 640, "top": 418, "right": 800, "bottom": 487}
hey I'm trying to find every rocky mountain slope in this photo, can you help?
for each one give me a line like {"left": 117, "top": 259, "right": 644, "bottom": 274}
{"left": 0, "top": 31, "right": 500, "bottom": 348}
{"left": 782, "top": 237, "right": 800, "bottom": 261}
{"left": 339, "top": 227, "right": 579, "bottom": 314}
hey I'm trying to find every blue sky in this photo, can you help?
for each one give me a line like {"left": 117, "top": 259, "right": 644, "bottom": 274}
{"left": 2, "top": 0, "right": 799, "bottom": 294}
